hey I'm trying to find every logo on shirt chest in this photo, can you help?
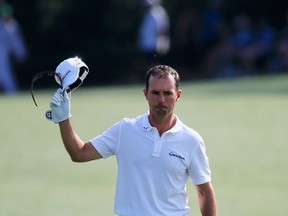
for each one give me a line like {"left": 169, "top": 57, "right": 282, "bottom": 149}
{"left": 169, "top": 152, "right": 185, "bottom": 161}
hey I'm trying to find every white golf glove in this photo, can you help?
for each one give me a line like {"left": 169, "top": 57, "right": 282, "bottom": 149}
{"left": 46, "top": 88, "right": 72, "bottom": 124}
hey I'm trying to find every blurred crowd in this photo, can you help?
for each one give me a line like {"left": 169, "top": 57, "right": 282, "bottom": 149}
{"left": 1, "top": 0, "right": 288, "bottom": 95}
{"left": 136, "top": 0, "right": 288, "bottom": 80}
{"left": 172, "top": 1, "right": 288, "bottom": 79}
{"left": 0, "top": 0, "right": 27, "bottom": 95}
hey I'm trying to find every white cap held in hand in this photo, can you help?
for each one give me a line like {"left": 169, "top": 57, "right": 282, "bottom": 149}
{"left": 55, "top": 56, "right": 89, "bottom": 92}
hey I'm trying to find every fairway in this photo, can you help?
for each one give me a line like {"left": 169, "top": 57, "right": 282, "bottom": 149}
{"left": 0, "top": 74, "right": 287, "bottom": 216}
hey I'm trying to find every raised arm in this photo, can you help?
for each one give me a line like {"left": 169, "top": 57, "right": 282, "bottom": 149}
{"left": 59, "top": 119, "right": 102, "bottom": 162}
{"left": 48, "top": 88, "right": 102, "bottom": 162}
{"left": 195, "top": 182, "right": 217, "bottom": 216}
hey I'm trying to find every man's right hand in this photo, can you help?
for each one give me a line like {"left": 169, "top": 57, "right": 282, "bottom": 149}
{"left": 46, "top": 88, "right": 72, "bottom": 124}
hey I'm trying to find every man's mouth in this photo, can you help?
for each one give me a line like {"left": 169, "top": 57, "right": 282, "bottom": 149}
{"left": 156, "top": 106, "right": 167, "bottom": 110}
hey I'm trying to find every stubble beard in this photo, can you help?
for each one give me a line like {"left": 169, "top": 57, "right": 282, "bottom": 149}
{"left": 152, "top": 106, "right": 171, "bottom": 121}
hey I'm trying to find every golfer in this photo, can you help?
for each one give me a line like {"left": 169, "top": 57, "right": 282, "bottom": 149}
{"left": 49, "top": 65, "right": 217, "bottom": 216}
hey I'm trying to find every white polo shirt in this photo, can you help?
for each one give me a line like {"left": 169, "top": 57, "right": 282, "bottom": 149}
{"left": 91, "top": 113, "right": 211, "bottom": 216}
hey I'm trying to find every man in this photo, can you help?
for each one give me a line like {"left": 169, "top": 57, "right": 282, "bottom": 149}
{"left": 0, "top": 3, "right": 27, "bottom": 94}
{"left": 136, "top": 0, "right": 170, "bottom": 78}
{"left": 138, "top": 0, "right": 170, "bottom": 56}
{"left": 49, "top": 65, "right": 217, "bottom": 216}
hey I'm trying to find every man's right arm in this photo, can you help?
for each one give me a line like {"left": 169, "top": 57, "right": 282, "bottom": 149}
{"left": 59, "top": 119, "right": 103, "bottom": 162}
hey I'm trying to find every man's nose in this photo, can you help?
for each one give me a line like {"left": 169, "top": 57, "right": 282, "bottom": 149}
{"left": 158, "top": 94, "right": 165, "bottom": 103}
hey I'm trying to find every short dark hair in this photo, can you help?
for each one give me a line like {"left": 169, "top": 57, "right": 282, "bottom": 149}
{"left": 145, "top": 65, "right": 180, "bottom": 90}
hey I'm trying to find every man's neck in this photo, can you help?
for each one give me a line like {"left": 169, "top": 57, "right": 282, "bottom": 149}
{"left": 149, "top": 114, "right": 176, "bottom": 136}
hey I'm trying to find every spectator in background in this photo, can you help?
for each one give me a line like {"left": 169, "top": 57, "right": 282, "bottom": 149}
{"left": 268, "top": 10, "right": 288, "bottom": 73}
{"left": 174, "top": 5, "right": 203, "bottom": 75}
{"left": 270, "top": 38, "right": 288, "bottom": 72}
{"left": 231, "top": 14, "right": 255, "bottom": 76}
{"left": 0, "top": 2, "right": 27, "bottom": 95}
{"left": 202, "top": 23, "right": 237, "bottom": 78}
{"left": 201, "top": 0, "right": 224, "bottom": 52}
{"left": 174, "top": 1, "right": 225, "bottom": 78}
{"left": 204, "top": 14, "right": 276, "bottom": 78}
{"left": 233, "top": 15, "right": 276, "bottom": 75}
{"left": 137, "top": 0, "right": 170, "bottom": 70}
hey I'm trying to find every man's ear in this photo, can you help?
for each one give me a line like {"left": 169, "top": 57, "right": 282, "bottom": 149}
{"left": 176, "top": 89, "right": 182, "bottom": 101}
{"left": 143, "top": 88, "right": 148, "bottom": 99}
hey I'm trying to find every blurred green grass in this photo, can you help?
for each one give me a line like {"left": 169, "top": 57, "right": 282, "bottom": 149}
{"left": 0, "top": 74, "right": 287, "bottom": 216}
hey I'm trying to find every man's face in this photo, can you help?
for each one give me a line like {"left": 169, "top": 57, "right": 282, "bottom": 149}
{"left": 144, "top": 74, "right": 182, "bottom": 120}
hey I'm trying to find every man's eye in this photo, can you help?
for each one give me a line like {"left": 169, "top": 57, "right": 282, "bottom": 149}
{"left": 151, "top": 91, "right": 159, "bottom": 95}
{"left": 164, "top": 91, "right": 173, "bottom": 96}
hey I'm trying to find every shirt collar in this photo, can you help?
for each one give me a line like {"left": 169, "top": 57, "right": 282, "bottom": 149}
{"left": 141, "top": 113, "right": 182, "bottom": 133}
{"left": 141, "top": 113, "right": 153, "bottom": 131}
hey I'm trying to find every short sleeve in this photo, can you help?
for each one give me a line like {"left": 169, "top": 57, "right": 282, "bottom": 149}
{"left": 188, "top": 141, "right": 212, "bottom": 185}
{"left": 90, "top": 120, "right": 123, "bottom": 158}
